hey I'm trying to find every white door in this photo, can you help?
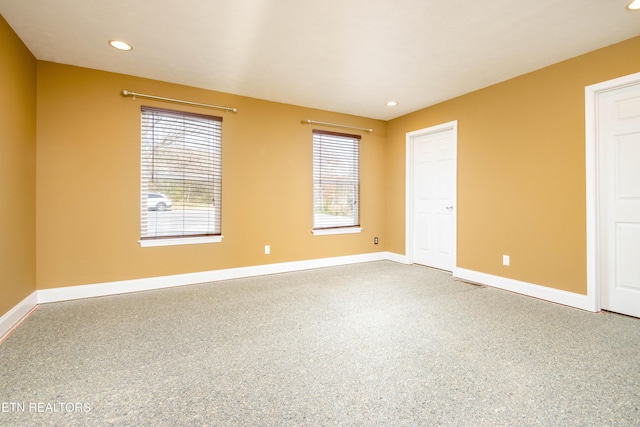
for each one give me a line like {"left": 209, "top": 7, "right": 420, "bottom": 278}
{"left": 410, "top": 123, "right": 456, "bottom": 271}
{"left": 598, "top": 82, "right": 640, "bottom": 318}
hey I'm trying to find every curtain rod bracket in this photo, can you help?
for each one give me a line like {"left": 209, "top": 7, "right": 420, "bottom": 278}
{"left": 122, "top": 90, "right": 237, "bottom": 113}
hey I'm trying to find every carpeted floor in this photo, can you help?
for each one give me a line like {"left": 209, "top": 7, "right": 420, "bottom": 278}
{"left": 1, "top": 261, "right": 639, "bottom": 426}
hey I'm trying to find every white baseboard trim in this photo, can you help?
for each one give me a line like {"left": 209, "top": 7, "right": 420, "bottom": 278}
{"left": 385, "top": 252, "right": 410, "bottom": 264}
{"left": 454, "top": 267, "right": 595, "bottom": 312}
{"left": 2, "top": 252, "right": 403, "bottom": 340}
{"left": 37, "top": 252, "right": 394, "bottom": 304}
{"left": 0, "top": 292, "right": 39, "bottom": 341}
{"left": 7, "top": 253, "right": 593, "bottom": 342}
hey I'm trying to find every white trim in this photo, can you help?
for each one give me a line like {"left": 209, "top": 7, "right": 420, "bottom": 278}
{"left": 1, "top": 252, "right": 406, "bottom": 339}
{"left": 0, "top": 251, "right": 598, "bottom": 341}
{"left": 385, "top": 251, "right": 410, "bottom": 264}
{"left": 0, "top": 292, "right": 38, "bottom": 340}
{"left": 405, "top": 121, "right": 458, "bottom": 269}
{"left": 585, "top": 72, "right": 640, "bottom": 313}
{"left": 456, "top": 268, "right": 594, "bottom": 312}
{"left": 36, "top": 252, "right": 390, "bottom": 304}
{"left": 312, "top": 227, "right": 362, "bottom": 236}
{"left": 139, "top": 235, "right": 223, "bottom": 247}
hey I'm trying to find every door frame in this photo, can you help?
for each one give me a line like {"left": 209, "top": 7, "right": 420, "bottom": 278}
{"left": 585, "top": 72, "right": 640, "bottom": 312}
{"left": 405, "top": 120, "right": 458, "bottom": 270}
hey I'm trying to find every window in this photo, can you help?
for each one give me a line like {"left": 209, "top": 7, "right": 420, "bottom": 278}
{"left": 312, "top": 130, "right": 361, "bottom": 234}
{"left": 140, "top": 106, "right": 222, "bottom": 246}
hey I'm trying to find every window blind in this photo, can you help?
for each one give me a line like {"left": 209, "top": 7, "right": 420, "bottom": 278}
{"left": 140, "top": 106, "right": 222, "bottom": 240}
{"left": 313, "top": 130, "right": 360, "bottom": 229}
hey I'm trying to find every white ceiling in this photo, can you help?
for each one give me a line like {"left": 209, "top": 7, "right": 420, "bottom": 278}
{"left": 1, "top": 0, "right": 639, "bottom": 120}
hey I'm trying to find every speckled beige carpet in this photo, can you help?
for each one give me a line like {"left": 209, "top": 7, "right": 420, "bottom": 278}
{"left": 1, "top": 261, "right": 639, "bottom": 426}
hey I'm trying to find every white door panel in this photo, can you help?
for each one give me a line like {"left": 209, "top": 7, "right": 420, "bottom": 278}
{"left": 615, "top": 134, "right": 640, "bottom": 198}
{"left": 410, "top": 124, "right": 457, "bottom": 271}
{"left": 598, "top": 83, "right": 640, "bottom": 318}
{"left": 616, "top": 223, "right": 640, "bottom": 290}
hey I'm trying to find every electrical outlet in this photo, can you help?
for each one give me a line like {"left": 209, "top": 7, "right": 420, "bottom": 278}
{"left": 374, "top": 237, "right": 379, "bottom": 245}
{"left": 265, "top": 245, "right": 270, "bottom": 255}
{"left": 502, "top": 255, "right": 510, "bottom": 266}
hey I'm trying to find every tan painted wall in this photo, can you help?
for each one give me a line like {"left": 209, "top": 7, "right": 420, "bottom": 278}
{"left": 36, "top": 62, "right": 387, "bottom": 289}
{"left": 0, "top": 15, "right": 36, "bottom": 316}
{"left": 386, "top": 36, "right": 640, "bottom": 295}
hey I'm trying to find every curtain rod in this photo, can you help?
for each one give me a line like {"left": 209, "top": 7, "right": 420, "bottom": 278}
{"left": 303, "top": 119, "right": 373, "bottom": 133}
{"left": 121, "top": 90, "right": 237, "bottom": 113}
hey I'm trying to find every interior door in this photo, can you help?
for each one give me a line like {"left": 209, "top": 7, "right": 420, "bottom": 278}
{"left": 598, "top": 82, "right": 640, "bottom": 318}
{"left": 411, "top": 125, "right": 456, "bottom": 271}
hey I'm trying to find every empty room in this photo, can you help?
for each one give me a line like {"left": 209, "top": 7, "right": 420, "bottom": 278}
{"left": 1, "top": 1, "right": 640, "bottom": 425}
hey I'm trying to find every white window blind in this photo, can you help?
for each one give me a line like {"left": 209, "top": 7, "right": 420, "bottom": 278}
{"left": 313, "top": 130, "right": 360, "bottom": 230}
{"left": 140, "top": 106, "right": 222, "bottom": 241}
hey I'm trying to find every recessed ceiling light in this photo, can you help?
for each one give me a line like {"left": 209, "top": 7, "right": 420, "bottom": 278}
{"left": 627, "top": 0, "right": 640, "bottom": 10}
{"left": 109, "top": 40, "right": 133, "bottom": 51}
{"left": 385, "top": 101, "right": 399, "bottom": 107}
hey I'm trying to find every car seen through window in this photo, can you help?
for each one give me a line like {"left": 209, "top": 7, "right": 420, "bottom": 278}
{"left": 147, "top": 193, "right": 172, "bottom": 211}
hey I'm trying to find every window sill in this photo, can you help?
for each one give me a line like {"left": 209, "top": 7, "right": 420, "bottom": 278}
{"left": 139, "top": 235, "right": 223, "bottom": 247}
{"left": 312, "top": 227, "right": 362, "bottom": 236}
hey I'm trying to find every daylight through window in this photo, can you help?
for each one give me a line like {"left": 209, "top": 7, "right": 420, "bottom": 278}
{"left": 140, "top": 106, "right": 222, "bottom": 241}
{"left": 313, "top": 130, "right": 360, "bottom": 230}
